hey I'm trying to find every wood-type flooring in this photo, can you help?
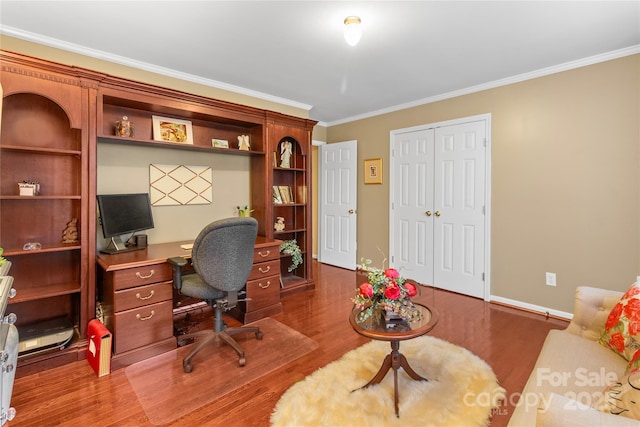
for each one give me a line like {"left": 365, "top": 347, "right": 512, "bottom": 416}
{"left": 8, "top": 261, "right": 568, "bottom": 426}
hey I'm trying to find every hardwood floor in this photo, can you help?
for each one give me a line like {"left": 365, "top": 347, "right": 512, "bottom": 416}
{"left": 8, "top": 261, "right": 567, "bottom": 426}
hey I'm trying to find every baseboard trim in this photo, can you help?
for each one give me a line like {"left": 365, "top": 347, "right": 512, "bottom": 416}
{"left": 490, "top": 295, "right": 573, "bottom": 321}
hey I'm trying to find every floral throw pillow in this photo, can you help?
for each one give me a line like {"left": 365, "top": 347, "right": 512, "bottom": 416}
{"left": 599, "top": 283, "right": 640, "bottom": 361}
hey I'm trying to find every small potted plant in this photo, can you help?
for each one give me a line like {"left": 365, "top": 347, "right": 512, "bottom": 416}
{"left": 236, "top": 205, "right": 254, "bottom": 217}
{"left": 280, "top": 239, "right": 302, "bottom": 272}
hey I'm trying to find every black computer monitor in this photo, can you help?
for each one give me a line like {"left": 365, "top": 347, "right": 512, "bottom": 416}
{"left": 97, "top": 193, "right": 154, "bottom": 254}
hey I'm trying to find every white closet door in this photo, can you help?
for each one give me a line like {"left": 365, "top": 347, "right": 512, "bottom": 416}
{"left": 433, "top": 120, "right": 486, "bottom": 298}
{"left": 391, "top": 129, "right": 435, "bottom": 284}
{"left": 391, "top": 118, "right": 487, "bottom": 298}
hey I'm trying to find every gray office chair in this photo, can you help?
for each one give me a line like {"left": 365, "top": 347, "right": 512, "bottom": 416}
{"left": 168, "top": 217, "right": 262, "bottom": 372}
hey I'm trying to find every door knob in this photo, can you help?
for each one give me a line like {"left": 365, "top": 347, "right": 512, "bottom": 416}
{"left": 425, "top": 211, "right": 432, "bottom": 216}
{"left": 348, "top": 209, "right": 355, "bottom": 214}
{"left": 435, "top": 211, "right": 441, "bottom": 217}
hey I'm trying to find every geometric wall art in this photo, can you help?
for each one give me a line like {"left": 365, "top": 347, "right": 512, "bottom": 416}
{"left": 149, "top": 164, "right": 212, "bottom": 206}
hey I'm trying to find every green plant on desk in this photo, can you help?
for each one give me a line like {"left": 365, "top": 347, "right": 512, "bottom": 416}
{"left": 236, "top": 205, "right": 254, "bottom": 217}
{"left": 280, "top": 240, "right": 302, "bottom": 272}
{"left": 0, "top": 248, "right": 5, "bottom": 265}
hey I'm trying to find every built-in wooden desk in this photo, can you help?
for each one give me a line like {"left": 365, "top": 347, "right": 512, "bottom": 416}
{"left": 96, "top": 237, "right": 283, "bottom": 370}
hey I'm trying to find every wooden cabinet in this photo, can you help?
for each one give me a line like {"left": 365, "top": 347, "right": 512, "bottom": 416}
{"left": 95, "top": 78, "right": 317, "bottom": 298}
{"left": 231, "top": 237, "right": 283, "bottom": 323}
{"left": 0, "top": 52, "right": 96, "bottom": 375}
{"left": 98, "top": 237, "right": 283, "bottom": 369}
{"left": 96, "top": 83, "right": 265, "bottom": 156}
{"left": 97, "top": 257, "right": 175, "bottom": 370}
{"left": 0, "top": 50, "right": 316, "bottom": 373}
{"left": 265, "top": 115, "right": 316, "bottom": 296}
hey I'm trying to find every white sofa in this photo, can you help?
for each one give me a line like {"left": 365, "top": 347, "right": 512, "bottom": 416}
{"left": 508, "top": 286, "right": 640, "bottom": 426}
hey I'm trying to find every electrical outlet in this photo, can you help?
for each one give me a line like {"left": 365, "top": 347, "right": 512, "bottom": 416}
{"left": 546, "top": 272, "right": 557, "bottom": 287}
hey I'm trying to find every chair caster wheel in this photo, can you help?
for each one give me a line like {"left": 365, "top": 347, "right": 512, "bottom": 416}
{"left": 183, "top": 361, "right": 193, "bottom": 373}
{"left": 238, "top": 357, "right": 246, "bottom": 367}
{"left": 256, "top": 331, "right": 263, "bottom": 340}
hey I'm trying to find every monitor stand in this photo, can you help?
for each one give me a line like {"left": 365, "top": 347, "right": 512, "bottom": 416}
{"left": 100, "top": 236, "right": 146, "bottom": 255}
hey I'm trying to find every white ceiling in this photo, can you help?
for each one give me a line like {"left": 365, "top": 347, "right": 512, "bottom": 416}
{"left": 1, "top": 1, "right": 639, "bottom": 125}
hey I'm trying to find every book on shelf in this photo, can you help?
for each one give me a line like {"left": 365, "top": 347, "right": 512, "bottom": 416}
{"left": 273, "top": 186, "right": 283, "bottom": 204}
{"left": 87, "top": 319, "right": 112, "bottom": 377}
{"left": 278, "top": 186, "right": 293, "bottom": 204}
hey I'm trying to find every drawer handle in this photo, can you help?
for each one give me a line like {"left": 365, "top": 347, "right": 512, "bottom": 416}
{"left": 136, "top": 310, "right": 155, "bottom": 321}
{"left": 258, "top": 250, "right": 270, "bottom": 258}
{"left": 136, "top": 290, "right": 155, "bottom": 300}
{"left": 259, "top": 281, "right": 271, "bottom": 289}
{"left": 258, "top": 266, "right": 271, "bottom": 274}
{"left": 135, "top": 269, "right": 155, "bottom": 279}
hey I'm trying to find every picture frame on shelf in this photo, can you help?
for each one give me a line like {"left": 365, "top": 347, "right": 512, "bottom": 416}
{"left": 364, "top": 158, "right": 383, "bottom": 184}
{"left": 152, "top": 115, "right": 194, "bottom": 144}
{"left": 212, "top": 139, "right": 229, "bottom": 149}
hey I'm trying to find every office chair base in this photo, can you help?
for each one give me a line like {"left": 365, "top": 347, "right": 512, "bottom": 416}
{"left": 179, "top": 326, "right": 263, "bottom": 372}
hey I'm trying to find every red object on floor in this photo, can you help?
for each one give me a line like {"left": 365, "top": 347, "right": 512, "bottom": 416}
{"left": 87, "top": 319, "right": 112, "bottom": 377}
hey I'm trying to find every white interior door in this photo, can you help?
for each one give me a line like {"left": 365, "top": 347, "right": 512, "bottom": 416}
{"left": 390, "top": 116, "right": 489, "bottom": 299}
{"left": 433, "top": 120, "right": 486, "bottom": 298}
{"left": 390, "top": 129, "right": 435, "bottom": 284}
{"left": 319, "top": 140, "right": 357, "bottom": 270}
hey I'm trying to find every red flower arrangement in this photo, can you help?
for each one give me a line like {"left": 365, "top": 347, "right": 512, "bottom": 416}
{"left": 352, "top": 261, "right": 422, "bottom": 323}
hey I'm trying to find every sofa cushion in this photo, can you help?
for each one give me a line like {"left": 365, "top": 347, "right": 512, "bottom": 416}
{"left": 593, "top": 370, "right": 640, "bottom": 421}
{"left": 565, "top": 286, "right": 623, "bottom": 340}
{"left": 508, "top": 329, "right": 627, "bottom": 426}
{"left": 599, "top": 283, "right": 640, "bottom": 361}
{"left": 538, "top": 393, "right": 640, "bottom": 427}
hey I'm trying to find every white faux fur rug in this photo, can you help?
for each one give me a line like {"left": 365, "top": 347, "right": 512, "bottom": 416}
{"left": 271, "top": 336, "right": 505, "bottom": 427}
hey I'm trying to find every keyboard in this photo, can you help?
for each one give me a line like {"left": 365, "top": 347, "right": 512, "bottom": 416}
{"left": 180, "top": 243, "right": 193, "bottom": 250}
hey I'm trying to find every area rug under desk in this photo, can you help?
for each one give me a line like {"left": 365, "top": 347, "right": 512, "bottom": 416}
{"left": 271, "top": 336, "right": 505, "bottom": 427}
{"left": 125, "top": 317, "right": 318, "bottom": 426}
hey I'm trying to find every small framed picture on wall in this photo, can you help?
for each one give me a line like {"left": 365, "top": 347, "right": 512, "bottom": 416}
{"left": 364, "top": 158, "right": 383, "bottom": 184}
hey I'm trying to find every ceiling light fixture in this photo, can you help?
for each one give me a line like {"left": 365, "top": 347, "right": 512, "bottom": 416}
{"left": 344, "top": 16, "right": 362, "bottom": 46}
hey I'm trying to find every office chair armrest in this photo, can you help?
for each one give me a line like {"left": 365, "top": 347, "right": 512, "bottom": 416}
{"left": 168, "top": 256, "right": 188, "bottom": 291}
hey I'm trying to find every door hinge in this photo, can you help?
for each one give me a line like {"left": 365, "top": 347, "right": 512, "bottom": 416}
{"left": 482, "top": 272, "right": 485, "bottom": 281}
{"left": 482, "top": 205, "right": 486, "bottom": 215}
{"left": 483, "top": 137, "right": 487, "bottom": 147}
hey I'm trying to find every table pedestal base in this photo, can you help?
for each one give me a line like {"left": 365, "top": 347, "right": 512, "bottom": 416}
{"left": 355, "top": 340, "right": 429, "bottom": 417}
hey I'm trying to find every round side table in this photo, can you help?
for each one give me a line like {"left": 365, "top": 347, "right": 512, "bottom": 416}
{"left": 349, "top": 303, "right": 439, "bottom": 417}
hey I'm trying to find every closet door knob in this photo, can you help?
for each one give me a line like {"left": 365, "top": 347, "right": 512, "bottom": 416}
{"left": 425, "top": 211, "right": 432, "bottom": 216}
{"left": 435, "top": 211, "right": 441, "bottom": 217}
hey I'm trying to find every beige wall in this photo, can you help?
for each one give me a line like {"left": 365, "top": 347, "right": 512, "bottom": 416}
{"left": 327, "top": 54, "right": 640, "bottom": 313}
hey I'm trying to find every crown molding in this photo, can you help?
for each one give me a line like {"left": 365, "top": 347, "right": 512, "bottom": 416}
{"left": 327, "top": 45, "right": 640, "bottom": 127}
{"left": 0, "top": 26, "right": 313, "bottom": 112}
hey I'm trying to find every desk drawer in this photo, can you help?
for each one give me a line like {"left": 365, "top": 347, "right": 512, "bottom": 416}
{"left": 245, "top": 275, "right": 280, "bottom": 311}
{"left": 111, "top": 263, "right": 172, "bottom": 291}
{"left": 247, "top": 259, "right": 280, "bottom": 281}
{"left": 114, "top": 281, "right": 173, "bottom": 312}
{"left": 114, "top": 300, "right": 174, "bottom": 354}
{"left": 252, "top": 244, "right": 280, "bottom": 263}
